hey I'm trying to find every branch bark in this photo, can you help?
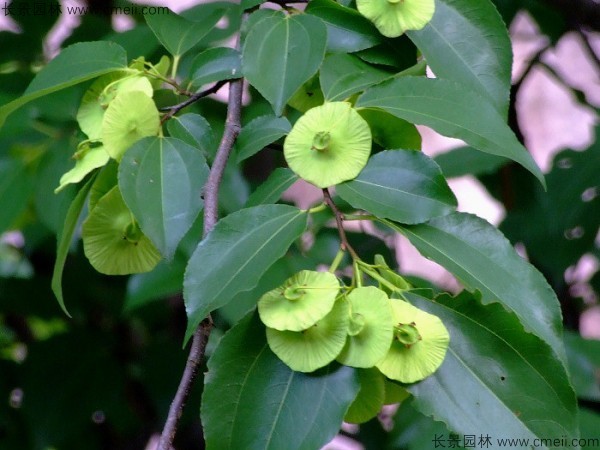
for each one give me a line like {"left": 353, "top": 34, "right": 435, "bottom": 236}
{"left": 157, "top": 54, "right": 244, "bottom": 450}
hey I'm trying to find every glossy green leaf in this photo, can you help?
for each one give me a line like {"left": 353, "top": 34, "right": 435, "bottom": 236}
{"left": 183, "top": 205, "right": 308, "bottom": 341}
{"left": 359, "top": 109, "right": 421, "bottom": 150}
{"left": 320, "top": 53, "right": 391, "bottom": 102}
{"left": 390, "top": 212, "right": 566, "bottom": 363}
{"left": 564, "top": 330, "right": 600, "bottom": 401}
{"left": 236, "top": 115, "right": 291, "bottom": 163}
{"left": 0, "top": 159, "right": 34, "bottom": 233}
{"left": 305, "top": 0, "right": 382, "bottom": 52}
{"left": 245, "top": 168, "right": 298, "bottom": 208}
{"left": 337, "top": 150, "right": 457, "bottom": 224}
{"left": 242, "top": 12, "right": 327, "bottom": 115}
{"left": 51, "top": 175, "right": 96, "bottom": 316}
{"left": 407, "top": 292, "right": 578, "bottom": 448}
{"left": 357, "top": 77, "right": 545, "bottom": 188}
{"left": 434, "top": 146, "right": 508, "bottom": 178}
{"left": 119, "top": 137, "right": 209, "bottom": 260}
{"left": 145, "top": 8, "right": 224, "bottom": 57}
{"left": 0, "top": 41, "right": 127, "bottom": 129}
{"left": 167, "top": 113, "right": 216, "bottom": 156}
{"left": 202, "top": 311, "right": 360, "bottom": 450}
{"left": 189, "top": 47, "right": 242, "bottom": 90}
{"left": 407, "top": 0, "right": 512, "bottom": 116}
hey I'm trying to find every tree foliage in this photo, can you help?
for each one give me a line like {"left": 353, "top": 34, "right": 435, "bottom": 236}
{"left": 0, "top": 0, "right": 599, "bottom": 449}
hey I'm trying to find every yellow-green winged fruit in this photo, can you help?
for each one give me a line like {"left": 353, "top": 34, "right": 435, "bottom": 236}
{"left": 82, "top": 186, "right": 161, "bottom": 275}
{"left": 357, "top": 0, "right": 435, "bottom": 38}
{"left": 336, "top": 286, "right": 394, "bottom": 368}
{"left": 344, "top": 368, "right": 386, "bottom": 424}
{"left": 258, "top": 270, "right": 340, "bottom": 331}
{"left": 376, "top": 299, "right": 449, "bottom": 383}
{"left": 266, "top": 297, "right": 349, "bottom": 373}
{"left": 101, "top": 90, "right": 160, "bottom": 161}
{"left": 77, "top": 72, "right": 153, "bottom": 139}
{"left": 284, "top": 102, "right": 371, "bottom": 188}
{"left": 55, "top": 142, "right": 110, "bottom": 193}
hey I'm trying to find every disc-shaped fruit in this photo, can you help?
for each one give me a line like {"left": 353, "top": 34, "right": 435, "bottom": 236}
{"left": 376, "top": 299, "right": 449, "bottom": 383}
{"left": 89, "top": 161, "right": 118, "bottom": 212}
{"left": 82, "top": 186, "right": 161, "bottom": 275}
{"left": 336, "top": 286, "right": 394, "bottom": 368}
{"left": 266, "top": 297, "right": 349, "bottom": 372}
{"left": 258, "top": 270, "right": 340, "bottom": 331}
{"left": 344, "top": 368, "right": 386, "bottom": 424}
{"left": 101, "top": 90, "right": 160, "bottom": 161}
{"left": 55, "top": 142, "right": 110, "bottom": 193}
{"left": 356, "top": 0, "right": 435, "bottom": 38}
{"left": 283, "top": 102, "right": 372, "bottom": 188}
{"left": 77, "top": 72, "right": 153, "bottom": 139}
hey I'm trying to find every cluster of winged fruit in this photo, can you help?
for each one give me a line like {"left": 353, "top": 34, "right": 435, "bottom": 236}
{"left": 56, "top": 58, "right": 170, "bottom": 275}
{"left": 257, "top": 266, "right": 449, "bottom": 384}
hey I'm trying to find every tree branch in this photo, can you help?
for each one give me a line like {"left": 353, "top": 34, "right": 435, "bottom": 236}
{"left": 322, "top": 188, "right": 359, "bottom": 261}
{"left": 157, "top": 52, "right": 244, "bottom": 450}
{"left": 159, "top": 79, "right": 230, "bottom": 125}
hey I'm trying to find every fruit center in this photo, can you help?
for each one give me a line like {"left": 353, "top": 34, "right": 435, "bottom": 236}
{"left": 394, "top": 322, "right": 421, "bottom": 347}
{"left": 348, "top": 313, "right": 366, "bottom": 336}
{"left": 311, "top": 131, "right": 331, "bottom": 152}
{"left": 283, "top": 286, "right": 305, "bottom": 301}
{"left": 123, "top": 221, "right": 143, "bottom": 244}
{"left": 387, "top": 0, "right": 404, "bottom": 4}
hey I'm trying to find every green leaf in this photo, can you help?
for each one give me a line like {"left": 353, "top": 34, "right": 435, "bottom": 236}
{"left": 245, "top": 168, "right": 298, "bottom": 208}
{"left": 501, "top": 138, "right": 600, "bottom": 280}
{"left": 305, "top": 0, "right": 382, "bottom": 53}
{"left": 167, "top": 113, "right": 216, "bottom": 156}
{"left": 389, "top": 212, "right": 566, "bottom": 363}
{"left": 564, "top": 330, "right": 600, "bottom": 401}
{"left": 407, "top": 0, "right": 512, "bottom": 117}
{"left": 145, "top": 7, "right": 225, "bottom": 57}
{"left": 407, "top": 291, "right": 578, "bottom": 447}
{"left": 236, "top": 115, "right": 291, "bottom": 163}
{"left": 242, "top": 12, "right": 327, "bottom": 115}
{"left": 202, "top": 311, "right": 360, "bottom": 450}
{"left": 189, "top": 47, "right": 242, "bottom": 90}
{"left": 320, "top": 53, "right": 391, "bottom": 102}
{"left": 0, "top": 42, "right": 127, "bottom": 129}
{"left": 337, "top": 150, "right": 456, "bottom": 224}
{"left": 124, "top": 256, "right": 187, "bottom": 312}
{"left": 119, "top": 137, "right": 209, "bottom": 260}
{"left": 51, "top": 175, "right": 96, "bottom": 316}
{"left": 359, "top": 109, "right": 421, "bottom": 150}
{"left": 183, "top": 205, "right": 308, "bottom": 341}
{"left": 0, "top": 159, "right": 34, "bottom": 233}
{"left": 434, "top": 146, "right": 508, "bottom": 178}
{"left": 357, "top": 77, "right": 545, "bottom": 188}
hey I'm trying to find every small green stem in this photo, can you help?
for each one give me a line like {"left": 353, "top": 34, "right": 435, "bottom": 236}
{"left": 353, "top": 260, "right": 362, "bottom": 287}
{"left": 305, "top": 202, "right": 327, "bottom": 214}
{"left": 359, "top": 264, "right": 404, "bottom": 294}
{"left": 329, "top": 248, "right": 345, "bottom": 273}
{"left": 171, "top": 54, "right": 181, "bottom": 79}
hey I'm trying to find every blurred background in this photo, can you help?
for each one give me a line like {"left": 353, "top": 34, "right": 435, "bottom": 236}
{"left": 0, "top": 0, "right": 598, "bottom": 449}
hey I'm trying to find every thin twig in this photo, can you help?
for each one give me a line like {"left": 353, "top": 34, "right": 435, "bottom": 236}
{"left": 157, "top": 319, "right": 212, "bottom": 450}
{"left": 159, "top": 79, "right": 230, "bottom": 125}
{"left": 322, "top": 188, "right": 359, "bottom": 261}
{"left": 157, "top": 47, "right": 244, "bottom": 450}
{"left": 576, "top": 28, "right": 600, "bottom": 75}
